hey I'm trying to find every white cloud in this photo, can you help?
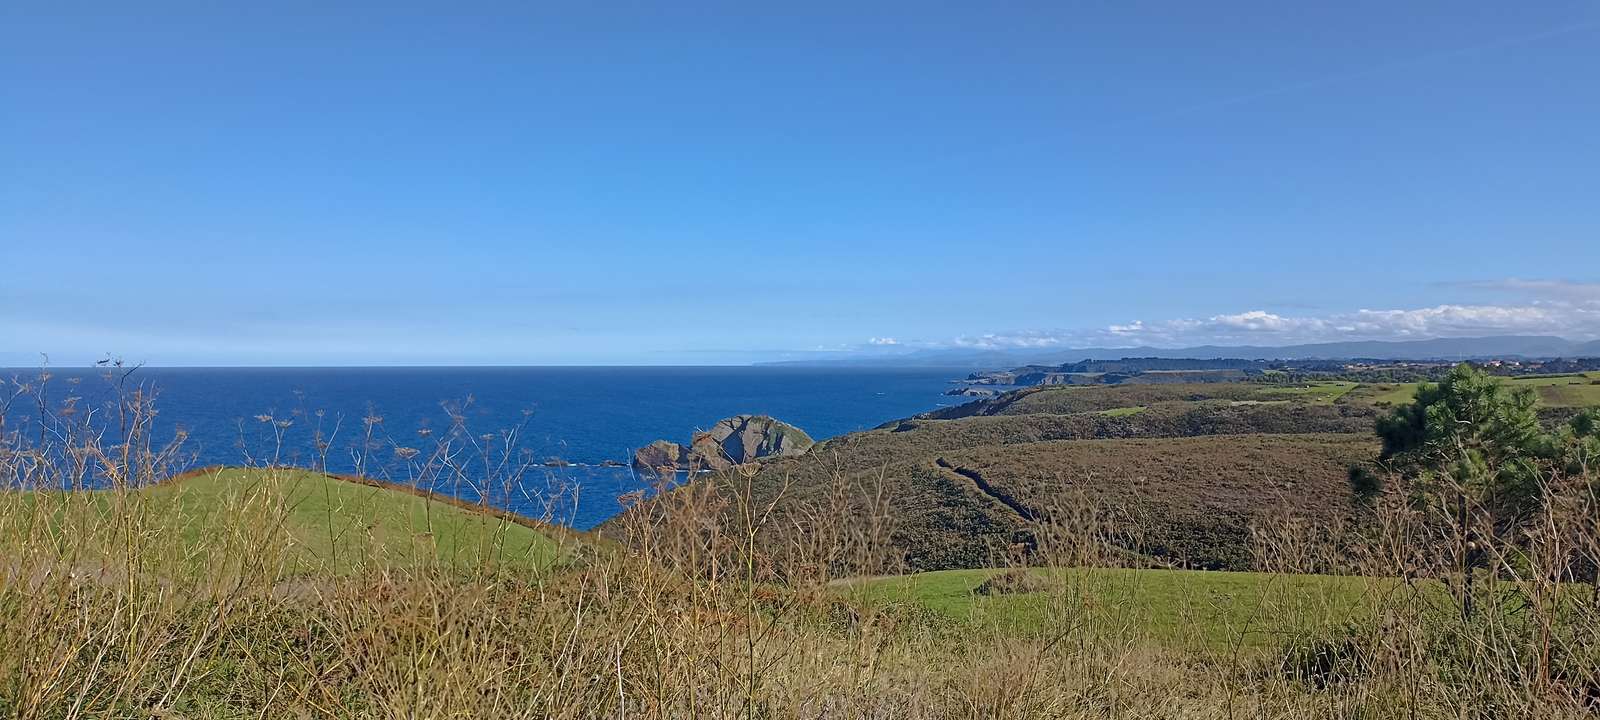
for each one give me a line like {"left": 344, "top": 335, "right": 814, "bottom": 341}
{"left": 1088, "top": 275, "right": 1600, "bottom": 348}
{"left": 867, "top": 337, "right": 900, "bottom": 346}
{"left": 1208, "top": 310, "right": 1305, "bottom": 332}
{"left": 953, "top": 330, "right": 1071, "bottom": 350}
{"left": 1342, "top": 305, "right": 1563, "bottom": 337}
{"left": 938, "top": 277, "right": 1600, "bottom": 350}
{"left": 1090, "top": 303, "right": 1599, "bottom": 347}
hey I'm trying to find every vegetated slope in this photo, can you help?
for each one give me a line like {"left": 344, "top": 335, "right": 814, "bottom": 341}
{"left": 937, "top": 434, "right": 1376, "bottom": 571}
{"left": 884, "top": 400, "right": 1373, "bottom": 443}
{"left": 607, "top": 387, "right": 1382, "bottom": 572}
{"left": 918, "top": 383, "right": 1334, "bottom": 419}
{"left": 934, "top": 375, "right": 1600, "bottom": 422}
{"left": 3, "top": 467, "right": 567, "bottom": 573}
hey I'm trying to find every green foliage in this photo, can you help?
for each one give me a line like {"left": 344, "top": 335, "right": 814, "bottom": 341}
{"left": 1559, "top": 408, "right": 1600, "bottom": 472}
{"left": 1571, "top": 408, "right": 1600, "bottom": 438}
{"left": 1373, "top": 364, "right": 1549, "bottom": 514}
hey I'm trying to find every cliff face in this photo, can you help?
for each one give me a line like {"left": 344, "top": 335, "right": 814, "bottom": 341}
{"left": 632, "top": 415, "right": 814, "bottom": 477}
{"left": 695, "top": 415, "right": 813, "bottom": 466}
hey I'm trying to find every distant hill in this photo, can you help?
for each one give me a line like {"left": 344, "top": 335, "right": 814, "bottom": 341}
{"left": 762, "top": 335, "right": 1598, "bottom": 368}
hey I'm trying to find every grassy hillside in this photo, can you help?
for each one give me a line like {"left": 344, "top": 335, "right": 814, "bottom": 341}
{"left": 601, "top": 380, "right": 1412, "bottom": 571}
{"left": 932, "top": 375, "right": 1600, "bottom": 420}
{"left": 611, "top": 383, "right": 1385, "bottom": 571}
{"left": 937, "top": 433, "right": 1376, "bottom": 570}
{"left": 618, "top": 364, "right": 1599, "bottom": 576}
{"left": 653, "top": 370, "right": 1600, "bottom": 576}
{"left": 1, "top": 467, "right": 566, "bottom": 574}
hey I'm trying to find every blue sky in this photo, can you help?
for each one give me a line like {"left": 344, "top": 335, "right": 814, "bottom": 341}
{"left": 3, "top": 1, "right": 1598, "bottom": 365}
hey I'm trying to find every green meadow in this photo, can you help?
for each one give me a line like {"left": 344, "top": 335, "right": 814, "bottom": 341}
{"left": 1, "top": 467, "right": 565, "bottom": 574}
{"left": 842, "top": 567, "right": 1384, "bottom": 652}
{"left": 1340, "top": 372, "right": 1600, "bottom": 407}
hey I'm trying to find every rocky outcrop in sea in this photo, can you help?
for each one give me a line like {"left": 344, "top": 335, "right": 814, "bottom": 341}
{"left": 631, "top": 414, "right": 814, "bottom": 478}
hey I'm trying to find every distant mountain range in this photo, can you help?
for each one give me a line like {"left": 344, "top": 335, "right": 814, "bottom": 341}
{"left": 761, "top": 336, "right": 1600, "bottom": 369}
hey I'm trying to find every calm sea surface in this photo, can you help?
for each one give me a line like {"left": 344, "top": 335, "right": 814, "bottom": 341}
{"left": 1, "top": 367, "right": 963, "bottom": 528}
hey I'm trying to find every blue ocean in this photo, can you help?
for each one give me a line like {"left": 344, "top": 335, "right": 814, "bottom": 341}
{"left": 1, "top": 367, "right": 962, "bottom": 528}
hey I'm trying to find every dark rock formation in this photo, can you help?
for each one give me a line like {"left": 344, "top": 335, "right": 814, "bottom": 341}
{"left": 631, "top": 415, "right": 814, "bottom": 478}
{"left": 692, "top": 415, "right": 813, "bottom": 467}
{"left": 631, "top": 439, "right": 689, "bottom": 478}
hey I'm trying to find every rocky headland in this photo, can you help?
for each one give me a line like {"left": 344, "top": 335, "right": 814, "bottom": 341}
{"left": 631, "top": 414, "right": 814, "bottom": 477}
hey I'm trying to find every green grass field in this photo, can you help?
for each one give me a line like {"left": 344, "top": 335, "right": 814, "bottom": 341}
{"left": 0, "top": 468, "right": 565, "bottom": 574}
{"left": 1340, "top": 373, "right": 1600, "bottom": 408}
{"left": 1505, "top": 372, "right": 1600, "bottom": 406}
{"left": 843, "top": 567, "right": 1389, "bottom": 652}
{"left": 1096, "top": 405, "right": 1147, "bottom": 417}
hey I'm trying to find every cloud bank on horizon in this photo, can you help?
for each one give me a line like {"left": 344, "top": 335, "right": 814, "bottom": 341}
{"left": 897, "top": 279, "right": 1600, "bottom": 352}
{"left": 6, "top": 278, "right": 1600, "bottom": 366}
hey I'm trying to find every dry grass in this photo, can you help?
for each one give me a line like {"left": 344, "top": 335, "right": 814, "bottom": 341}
{"left": 2, "top": 369, "right": 1599, "bottom": 718}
